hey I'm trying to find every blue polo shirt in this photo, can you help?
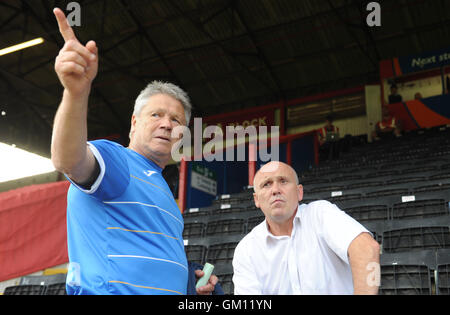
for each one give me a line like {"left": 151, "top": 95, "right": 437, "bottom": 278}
{"left": 65, "top": 140, "right": 188, "bottom": 295}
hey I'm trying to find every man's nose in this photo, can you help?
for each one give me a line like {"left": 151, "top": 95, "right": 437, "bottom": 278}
{"left": 271, "top": 182, "right": 281, "bottom": 195}
{"left": 159, "top": 116, "right": 172, "bottom": 130}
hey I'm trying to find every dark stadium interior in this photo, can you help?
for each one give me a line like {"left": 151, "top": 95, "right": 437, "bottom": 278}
{"left": 1, "top": 0, "right": 450, "bottom": 156}
{"left": 1, "top": 0, "right": 450, "bottom": 296}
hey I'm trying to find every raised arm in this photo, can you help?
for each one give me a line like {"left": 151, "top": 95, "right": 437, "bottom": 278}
{"left": 51, "top": 8, "right": 99, "bottom": 184}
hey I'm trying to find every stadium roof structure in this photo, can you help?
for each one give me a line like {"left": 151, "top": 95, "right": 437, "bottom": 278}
{"left": 0, "top": 0, "right": 450, "bottom": 156}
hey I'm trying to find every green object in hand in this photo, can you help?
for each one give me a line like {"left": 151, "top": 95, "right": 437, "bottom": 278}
{"left": 196, "top": 263, "right": 214, "bottom": 289}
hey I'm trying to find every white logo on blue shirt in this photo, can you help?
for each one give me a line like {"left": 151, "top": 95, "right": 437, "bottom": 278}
{"left": 144, "top": 170, "right": 157, "bottom": 177}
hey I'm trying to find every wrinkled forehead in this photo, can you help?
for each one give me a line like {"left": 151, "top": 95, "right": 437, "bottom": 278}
{"left": 139, "top": 94, "right": 186, "bottom": 121}
{"left": 142, "top": 94, "right": 183, "bottom": 111}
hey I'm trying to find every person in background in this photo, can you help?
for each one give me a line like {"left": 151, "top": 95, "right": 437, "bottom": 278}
{"left": 388, "top": 84, "right": 403, "bottom": 104}
{"left": 318, "top": 115, "right": 340, "bottom": 161}
{"left": 372, "top": 106, "right": 402, "bottom": 141}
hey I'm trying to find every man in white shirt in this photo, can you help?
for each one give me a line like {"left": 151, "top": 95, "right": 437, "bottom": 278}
{"left": 232, "top": 161, "right": 380, "bottom": 295}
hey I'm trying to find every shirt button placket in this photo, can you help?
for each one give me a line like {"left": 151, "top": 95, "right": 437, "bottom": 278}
{"left": 287, "top": 238, "right": 301, "bottom": 294}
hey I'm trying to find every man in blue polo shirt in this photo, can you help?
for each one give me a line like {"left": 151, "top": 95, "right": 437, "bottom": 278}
{"left": 51, "top": 8, "right": 217, "bottom": 295}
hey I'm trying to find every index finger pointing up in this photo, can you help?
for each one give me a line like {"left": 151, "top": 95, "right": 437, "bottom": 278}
{"left": 53, "top": 7, "right": 78, "bottom": 43}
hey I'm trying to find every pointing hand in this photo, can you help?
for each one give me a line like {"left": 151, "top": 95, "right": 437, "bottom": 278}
{"left": 53, "top": 8, "right": 98, "bottom": 96}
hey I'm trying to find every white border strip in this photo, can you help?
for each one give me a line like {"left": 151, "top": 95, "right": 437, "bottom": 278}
{"left": 107, "top": 254, "right": 187, "bottom": 271}
{"left": 103, "top": 201, "right": 183, "bottom": 226}
{"left": 66, "top": 142, "right": 106, "bottom": 194}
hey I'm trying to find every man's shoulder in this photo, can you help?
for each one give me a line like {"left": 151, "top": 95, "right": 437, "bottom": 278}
{"left": 298, "top": 200, "right": 338, "bottom": 220}
{"left": 301, "top": 200, "right": 334, "bottom": 211}
{"left": 88, "top": 139, "right": 133, "bottom": 166}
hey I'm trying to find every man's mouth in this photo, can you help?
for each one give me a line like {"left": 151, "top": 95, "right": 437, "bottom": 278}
{"left": 271, "top": 198, "right": 285, "bottom": 205}
{"left": 155, "top": 136, "right": 171, "bottom": 142}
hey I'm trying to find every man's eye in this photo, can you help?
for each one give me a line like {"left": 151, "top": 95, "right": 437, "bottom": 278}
{"left": 152, "top": 113, "right": 160, "bottom": 117}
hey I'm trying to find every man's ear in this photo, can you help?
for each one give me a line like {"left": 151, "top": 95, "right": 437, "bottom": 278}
{"left": 129, "top": 115, "right": 137, "bottom": 139}
{"left": 253, "top": 192, "right": 260, "bottom": 208}
{"left": 297, "top": 184, "right": 304, "bottom": 202}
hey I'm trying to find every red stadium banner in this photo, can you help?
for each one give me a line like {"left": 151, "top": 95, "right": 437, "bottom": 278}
{"left": 388, "top": 94, "right": 450, "bottom": 131}
{"left": 0, "top": 181, "right": 70, "bottom": 281}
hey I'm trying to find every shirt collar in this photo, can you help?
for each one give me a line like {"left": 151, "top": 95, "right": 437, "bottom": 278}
{"left": 261, "top": 204, "right": 303, "bottom": 240}
{"left": 126, "top": 147, "right": 163, "bottom": 173}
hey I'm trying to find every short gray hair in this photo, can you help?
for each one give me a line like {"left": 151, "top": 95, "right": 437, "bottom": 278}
{"left": 133, "top": 81, "right": 192, "bottom": 124}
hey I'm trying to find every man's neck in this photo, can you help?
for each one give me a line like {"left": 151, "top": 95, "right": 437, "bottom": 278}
{"left": 266, "top": 211, "right": 297, "bottom": 237}
{"left": 128, "top": 143, "right": 168, "bottom": 169}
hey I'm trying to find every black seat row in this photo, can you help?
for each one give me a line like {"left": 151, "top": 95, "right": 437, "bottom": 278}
{"left": 3, "top": 283, "right": 66, "bottom": 295}
{"left": 380, "top": 249, "right": 450, "bottom": 295}
{"left": 183, "top": 215, "right": 264, "bottom": 240}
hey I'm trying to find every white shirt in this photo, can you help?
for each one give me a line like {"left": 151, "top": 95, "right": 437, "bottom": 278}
{"left": 232, "top": 200, "right": 370, "bottom": 295}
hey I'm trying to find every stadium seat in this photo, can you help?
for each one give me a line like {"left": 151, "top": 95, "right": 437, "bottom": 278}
{"left": 346, "top": 181, "right": 383, "bottom": 190}
{"left": 379, "top": 250, "right": 436, "bottom": 295}
{"left": 247, "top": 214, "right": 265, "bottom": 232}
{"left": 213, "top": 192, "right": 253, "bottom": 206}
{"left": 385, "top": 176, "right": 426, "bottom": 185}
{"left": 213, "top": 264, "right": 234, "bottom": 295}
{"left": 382, "top": 217, "right": 450, "bottom": 253}
{"left": 206, "top": 219, "right": 245, "bottom": 236}
{"left": 3, "top": 285, "right": 46, "bottom": 295}
{"left": 436, "top": 249, "right": 450, "bottom": 295}
{"left": 299, "top": 177, "right": 330, "bottom": 186}
{"left": 205, "top": 236, "right": 243, "bottom": 267}
{"left": 185, "top": 245, "right": 207, "bottom": 265}
{"left": 183, "top": 222, "right": 206, "bottom": 239}
{"left": 392, "top": 199, "right": 449, "bottom": 220}
{"left": 414, "top": 183, "right": 450, "bottom": 194}
{"left": 183, "top": 206, "right": 212, "bottom": 220}
{"left": 44, "top": 283, "right": 67, "bottom": 295}
{"left": 380, "top": 264, "right": 432, "bottom": 295}
{"left": 365, "top": 188, "right": 409, "bottom": 199}
{"left": 329, "top": 193, "right": 361, "bottom": 203}
{"left": 3, "top": 282, "right": 67, "bottom": 295}
{"left": 343, "top": 204, "right": 389, "bottom": 223}
{"left": 429, "top": 171, "right": 450, "bottom": 181}
{"left": 216, "top": 205, "right": 250, "bottom": 215}
{"left": 401, "top": 166, "right": 438, "bottom": 176}
{"left": 20, "top": 273, "right": 67, "bottom": 286}
{"left": 366, "top": 170, "right": 400, "bottom": 179}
